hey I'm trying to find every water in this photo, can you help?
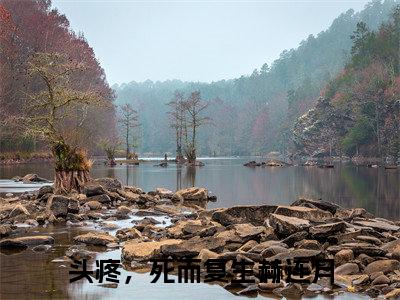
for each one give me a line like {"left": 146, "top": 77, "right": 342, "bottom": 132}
{"left": 1, "top": 157, "right": 399, "bottom": 219}
{"left": 0, "top": 157, "right": 398, "bottom": 299}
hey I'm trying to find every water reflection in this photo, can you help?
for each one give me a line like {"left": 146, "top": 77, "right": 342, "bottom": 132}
{"left": 0, "top": 158, "right": 399, "bottom": 219}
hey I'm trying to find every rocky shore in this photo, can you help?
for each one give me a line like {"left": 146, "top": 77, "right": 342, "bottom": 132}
{"left": 0, "top": 177, "right": 400, "bottom": 299}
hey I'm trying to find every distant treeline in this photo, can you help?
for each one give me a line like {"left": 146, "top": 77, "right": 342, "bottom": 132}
{"left": 114, "top": 0, "right": 398, "bottom": 156}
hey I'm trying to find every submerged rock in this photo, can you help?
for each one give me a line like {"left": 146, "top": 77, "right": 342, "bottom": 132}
{"left": 0, "top": 235, "right": 54, "bottom": 249}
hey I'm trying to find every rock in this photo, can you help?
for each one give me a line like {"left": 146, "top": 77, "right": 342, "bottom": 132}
{"left": 372, "top": 275, "right": 390, "bottom": 285}
{"left": 137, "top": 194, "right": 158, "bottom": 205}
{"left": 244, "top": 161, "right": 261, "bottom": 167}
{"left": 32, "top": 244, "right": 52, "bottom": 252}
{"left": 0, "top": 225, "right": 14, "bottom": 237}
{"left": 117, "top": 205, "right": 131, "bottom": 215}
{"left": 352, "top": 274, "right": 369, "bottom": 285}
{"left": 230, "top": 223, "right": 265, "bottom": 242}
{"left": 335, "top": 249, "right": 354, "bottom": 266}
{"left": 172, "top": 187, "right": 208, "bottom": 202}
{"left": 249, "top": 241, "right": 286, "bottom": 254}
{"left": 268, "top": 213, "right": 310, "bottom": 236}
{"left": 155, "top": 188, "right": 173, "bottom": 198}
{"left": 86, "top": 194, "right": 111, "bottom": 204}
{"left": 21, "top": 174, "right": 50, "bottom": 183}
{"left": 282, "top": 231, "right": 308, "bottom": 247}
{"left": 353, "top": 220, "right": 400, "bottom": 232}
{"left": 197, "top": 248, "right": 219, "bottom": 263}
{"left": 267, "top": 249, "right": 321, "bottom": 261}
{"left": 291, "top": 198, "right": 340, "bottom": 214}
{"left": 385, "top": 288, "right": 400, "bottom": 299}
{"left": 327, "top": 242, "right": 387, "bottom": 257}
{"left": 279, "top": 283, "right": 303, "bottom": 297}
{"left": 335, "top": 208, "right": 374, "bottom": 219}
{"left": 309, "top": 221, "right": 346, "bottom": 238}
{"left": 260, "top": 245, "right": 288, "bottom": 258}
{"left": 65, "top": 245, "right": 95, "bottom": 260}
{"left": 294, "top": 239, "right": 321, "bottom": 250}
{"left": 116, "top": 228, "right": 142, "bottom": 241}
{"left": 239, "top": 240, "right": 258, "bottom": 252}
{"left": 212, "top": 205, "right": 277, "bottom": 226}
{"left": 122, "top": 239, "right": 182, "bottom": 262}
{"left": 82, "top": 183, "right": 106, "bottom": 197}
{"left": 365, "top": 260, "right": 400, "bottom": 275}
{"left": 46, "top": 195, "right": 69, "bottom": 217}
{"left": 237, "top": 284, "right": 258, "bottom": 296}
{"left": 93, "top": 177, "right": 122, "bottom": 192}
{"left": 258, "top": 282, "right": 284, "bottom": 291}
{"left": 8, "top": 204, "right": 30, "bottom": 218}
{"left": 0, "top": 235, "right": 54, "bottom": 249}
{"left": 334, "top": 263, "right": 359, "bottom": 275}
{"left": 116, "top": 189, "right": 140, "bottom": 202}
{"left": 5, "top": 193, "right": 13, "bottom": 198}
{"left": 101, "top": 222, "right": 119, "bottom": 230}
{"left": 67, "top": 199, "right": 79, "bottom": 214}
{"left": 73, "top": 232, "right": 118, "bottom": 246}
{"left": 37, "top": 185, "right": 54, "bottom": 198}
{"left": 161, "top": 236, "right": 226, "bottom": 258}
{"left": 274, "top": 205, "right": 332, "bottom": 221}
{"left": 85, "top": 200, "right": 102, "bottom": 210}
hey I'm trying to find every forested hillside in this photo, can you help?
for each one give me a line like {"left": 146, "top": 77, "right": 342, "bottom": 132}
{"left": 0, "top": 0, "right": 116, "bottom": 155}
{"left": 114, "top": 0, "right": 398, "bottom": 156}
{"left": 293, "top": 6, "right": 400, "bottom": 159}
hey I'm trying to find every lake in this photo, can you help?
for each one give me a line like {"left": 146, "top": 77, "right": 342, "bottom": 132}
{"left": 1, "top": 157, "right": 399, "bottom": 219}
{"left": 0, "top": 157, "right": 398, "bottom": 299}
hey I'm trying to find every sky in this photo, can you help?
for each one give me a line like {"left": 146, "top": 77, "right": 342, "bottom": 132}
{"left": 52, "top": 0, "right": 371, "bottom": 85}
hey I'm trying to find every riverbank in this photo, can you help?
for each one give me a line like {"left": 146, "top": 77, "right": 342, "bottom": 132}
{"left": 0, "top": 177, "right": 399, "bottom": 299}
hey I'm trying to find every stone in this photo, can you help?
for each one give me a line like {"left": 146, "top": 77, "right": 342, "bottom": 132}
{"left": 239, "top": 240, "right": 258, "bottom": 252}
{"left": 21, "top": 174, "right": 50, "bottom": 183}
{"left": 291, "top": 198, "right": 340, "bottom": 214}
{"left": 249, "top": 241, "right": 286, "bottom": 254}
{"left": 46, "top": 195, "right": 69, "bottom": 217}
{"left": 355, "top": 235, "right": 382, "bottom": 245}
{"left": 117, "top": 205, "right": 131, "bottom": 215}
{"left": 279, "top": 283, "right": 303, "bottom": 297}
{"left": 172, "top": 187, "right": 208, "bottom": 202}
{"left": 212, "top": 205, "right": 277, "bottom": 226}
{"left": 116, "top": 189, "right": 140, "bottom": 202}
{"left": 197, "top": 248, "right": 219, "bottom": 263}
{"left": 258, "top": 282, "right": 284, "bottom": 291}
{"left": 260, "top": 245, "right": 288, "bottom": 258}
{"left": 372, "top": 275, "right": 391, "bottom": 285}
{"left": 230, "top": 223, "right": 265, "bottom": 242}
{"left": 37, "top": 185, "right": 54, "bottom": 198}
{"left": 327, "top": 242, "right": 386, "bottom": 257}
{"left": 334, "top": 263, "right": 359, "bottom": 275}
{"left": 82, "top": 183, "right": 106, "bottom": 197}
{"left": 352, "top": 274, "right": 369, "bottom": 285}
{"left": 282, "top": 231, "right": 308, "bottom": 247}
{"left": 122, "top": 239, "right": 182, "bottom": 261}
{"left": 294, "top": 239, "right": 321, "bottom": 250}
{"left": 116, "top": 228, "right": 142, "bottom": 241}
{"left": 335, "top": 249, "right": 354, "bottom": 266}
{"left": 0, "top": 225, "right": 14, "bottom": 237}
{"left": 268, "top": 213, "right": 310, "bottom": 236}
{"left": 93, "top": 177, "right": 122, "bottom": 192}
{"left": 67, "top": 199, "right": 79, "bottom": 214}
{"left": 274, "top": 205, "right": 332, "bottom": 221}
{"left": 161, "top": 236, "right": 226, "bottom": 258}
{"left": 85, "top": 200, "right": 102, "bottom": 210}
{"left": 309, "top": 222, "right": 347, "bottom": 238}
{"left": 237, "top": 285, "right": 258, "bottom": 296}
{"left": 86, "top": 194, "right": 111, "bottom": 204}
{"left": 8, "top": 204, "right": 30, "bottom": 218}
{"left": 365, "top": 260, "right": 400, "bottom": 275}
{"left": 267, "top": 249, "right": 321, "bottom": 261}
{"left": 385, "top": 288, "right": 400, "bottom": 299}
{"left": 73, "top": 232, "right": 118, "bottom": 246}
{"left": 353, "top": 220, "right": 400, "bottom": 232}
{"left": 155, "top": 188, "right": 173, "bottom": 198}
{"left": 0, "top": 235, "right": 54, "bottom": 249}
{"left": 335, "top": 208, "right": 374, "bottom": 219}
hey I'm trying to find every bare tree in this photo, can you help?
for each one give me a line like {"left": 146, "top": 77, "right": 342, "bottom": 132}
{"left": 167, "top": 91, "right": 186, "bottom": 162}
{"left": 183, "top": 91, "right": 210, "bottom": 163}
{"left": 118, "top": 103, "right": 139, "bottom": 159}
{"left": 25, "top": 52, "right": 109, "bottom": 193}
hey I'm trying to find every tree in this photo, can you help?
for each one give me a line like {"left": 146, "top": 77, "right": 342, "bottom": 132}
{"left": 25, "top": 52, "right": 109, "bottom": 193}
{"left": 99, "top": 136, "right": 121, "bottom": 166}
{"left": 182, "top": 91, "right": 209, "bottom": 163}
{"left": 118, "top": 103, "right": 139, "bottom": 159}
{"left": 166, "top": 91, "right": 185, "bottom": 162}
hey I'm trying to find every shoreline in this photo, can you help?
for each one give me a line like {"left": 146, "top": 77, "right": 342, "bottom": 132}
{"left": 0, "top": 178, "right": 399, "bottom": 299}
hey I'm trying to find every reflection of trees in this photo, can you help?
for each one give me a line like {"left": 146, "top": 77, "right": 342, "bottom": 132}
{"left": 176, "top": 165, "right": 182, "bottom": 190}
{"left": 184, "top": 166, "right": 196, "bottom": 188}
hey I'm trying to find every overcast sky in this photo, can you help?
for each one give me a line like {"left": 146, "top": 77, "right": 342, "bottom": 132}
{"left": 52, "top": 0, "right": 370, "bottom": 85}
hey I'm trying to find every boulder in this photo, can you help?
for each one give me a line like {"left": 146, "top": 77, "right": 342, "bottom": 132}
{"left": 122, "top": 239, "right": 182, "bottom": 261}
{"left": 372, "top": 275, "right": 390, "bottom": 285}
{"left": 82, "top": 183, "right": 106, "bottom": 197}
{"left": 0, "top": 225, "right": 14, "bottom": 238}
{"left": 37, "top": 185, "right": 54, "bottom": 198}
{"left": 116, "top": 228, "right": 142, "bottom": 241}
{"left": 290, "top": 198, "right": 340, "bottom": 214}
{"left": 260, "top": 245, "right": 288, "bottom": 258}
{"left": 73, "top": 232, "right": 118, "bottom": 246}
{"left": 365, "top": 260, "right": 400, "bottom": 275}
{"left": 196, "top": 248, "right": 219, "bottom": 263}
{"left": 161, "top": 236, "right": 226, "bottom": 258}
{"left": 309, "top": 221, "right": 347, "bottom": 238}
{"left": 85, "top": 200, "right": 102, "bottom": 210}
{"left": 172, "top": 187, "right": 208, "bottom": 202}
{"left": 353, "top": 220, "right": 400, "bottom": 232}
{"left": 274, "top": 205, "right": 332, "bottom": 221}
{"left": 230, "top": 223, "right": 265, "bottom": 241}
{"left": 268, "top": 213, "right": 310, "bottom": 236}
{"left": 335, "top": 208, "right": 374, "bottom": 219}
{"left": 8, "top": 204, "right": 30, "bottom": 218}
{"left": 21, "top": 174, "right": 50, "bottom": 183}
{"left": 46, "top": 195, "right": 70, "bottom": 217}
{"left": 0, "top": 235, "right": 54, "bottom": 249}
{"left": 267, "top": 249, "right": 321, "bottom": 261}
{"left": 294, "top": 239, "right": 321, "bottom": 250}
{"left": 93, "top": 177, "right": 122, "bottom": 192}
{"left": 212, "top": 205, "right": 277, "bottom": 226}
{"left": 67, "top": 199, "right": 79, "bottom": 214}
{"left": 85, "top": 194, "right": 111, "bottom": 204}
{"left": 116, "top": 189, "right": 140, "bottom": 202}
{"left": 327, "top": 242, "right": 387, "bottom": 257}
{"left": 334, "top": 263, "right": 359, "bottom": 275}
{"left": 155, "top": 188, "right": 173, "bottom": 199}
{"left": 334, "top": 249, "right": 354, "bottom": 266}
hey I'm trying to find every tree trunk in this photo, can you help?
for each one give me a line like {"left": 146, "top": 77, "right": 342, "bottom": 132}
{"left": 54, "top": 170, "right": 90, "bottom": 194}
